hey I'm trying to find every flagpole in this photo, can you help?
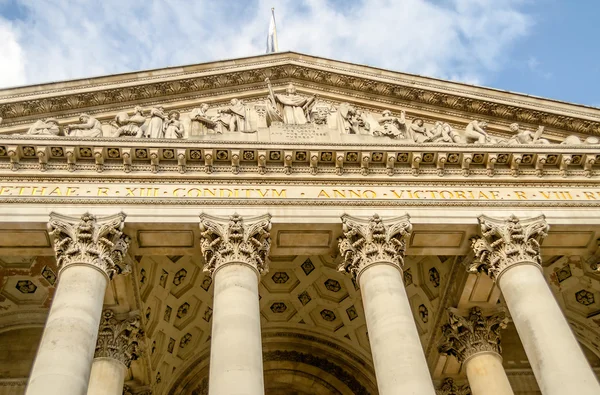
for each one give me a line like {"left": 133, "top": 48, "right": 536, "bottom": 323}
{"left": 272, "top": 7, "right": 279, "bottom": 52}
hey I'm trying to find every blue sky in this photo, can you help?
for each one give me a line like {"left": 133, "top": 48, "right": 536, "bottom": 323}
{"left": 0, "top": 0, "right": 598, "bottom": 107}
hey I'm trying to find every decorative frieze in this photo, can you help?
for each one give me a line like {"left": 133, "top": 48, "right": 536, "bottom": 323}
{"left": 95, "top": 309, "right": 142, "bottom": 367}
{"left": 1, "top": 58, "right": 599, "bottom": 137}
{"left": 337, "top": 213, "right": 412, "bottom": 280}
{"left": 438, "top": 307, "right": 508, "bottom": 363}
{"left": 436, "top": 378, "right": 471, "bottom": 395}
{"left": 47, "top": 212, "right": 131, "bottom": 278}
{"left": 469, "top": 214, "right": 549, "bottom": 280}
{"left": 198, "top": 213, "right": 272, "bottom": 276}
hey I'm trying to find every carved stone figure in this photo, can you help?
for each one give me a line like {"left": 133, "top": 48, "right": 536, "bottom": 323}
{"left": 409, "top": 118, "right": 430, "bottom": 142}
{"left": 265, "top": 78, "right": 316, "bottom": 125}
{"left": 64, "top": 113, "right": 103, "bottom": 137}
{"left": 164, "top": 110, "right": 184, "bottom": 139}
{"left": 310, "top": 104, "right": 331, "bottom": 125}
{"left": 337, "top": 214, "right": 412, "bottom": 279}
{"left": 425, "top": 121, "right": 456, "bottom": 143}
{"left": 374, "top": 110, "right": 407, "bottom": 139}
{"left": 337, "top": 102, "right": 361, "bottom": 134}
{"left": 26, "top": 118, "right": 60, "bottom": 136}
{"left": 219, "top": 99, "right": 250, "bottom": 132}
{"left": 95, "top": 309, "right": 142, "bottom": 367}
{"left": 438, "top": 307, "right": 508, "bottom": 363}
{"left": 460, "top": 120, "right": 491, "bottom": 144}
{"left": 145, "top": 106, "right": 167, "bottom": 138}
{"left": 561, "top": 135, "right": 600, "bottom": 145}
{"left": 507, "top": 123, "right": 549, "bottom": 144}
{"left": 198, "top": 213, "right": 272, "bottom": 276}
{"left": 190, "top": 103, "right": 218, "bottom": 135}
{"left": 113, "top": 106, "right": 146, "bottom": 138}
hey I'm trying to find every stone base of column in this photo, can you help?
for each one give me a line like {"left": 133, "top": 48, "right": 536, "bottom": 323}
{"left": 87, "top": 358, "right": 126, "bottom": 395}
{"left": 464, "top": 352, "right": 513, "bottom": 395}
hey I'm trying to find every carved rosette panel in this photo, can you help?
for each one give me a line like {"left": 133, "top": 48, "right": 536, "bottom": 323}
{"left": 48, "top": 212, "right": 131, "bottom": 279}
{"left": 337, "top": 214, "right": 412, "bottom": 280}
{"left": 469, "top": 214, "right": 549, "bottom": 280}
{"left": 95, "top": 309, "right": 142, "bottom": 367}
{"left": 198, "top": 213, "right": 272, "bottom": 276}
{"left": 438, "top": 307, "right": 508, "bottom": 363}
{"left": 436, "top": 378, "right": 471, "bottom": 395}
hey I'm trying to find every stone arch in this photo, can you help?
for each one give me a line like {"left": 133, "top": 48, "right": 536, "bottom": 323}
{"left": 166, "top": 328, "right": 377, "bottom": 394}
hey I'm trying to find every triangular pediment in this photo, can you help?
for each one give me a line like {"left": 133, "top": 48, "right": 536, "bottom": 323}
{"left": 0, "top": 51, "right": 599, "bottom": 144}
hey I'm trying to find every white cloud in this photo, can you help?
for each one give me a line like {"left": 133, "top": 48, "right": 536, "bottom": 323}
{"left": 0, "top": 0, "right": 532, "bottom": 88}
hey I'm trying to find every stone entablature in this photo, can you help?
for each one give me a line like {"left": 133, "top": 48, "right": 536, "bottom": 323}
{"left": 0, "top": 135, "right": 599, "bottom": 178}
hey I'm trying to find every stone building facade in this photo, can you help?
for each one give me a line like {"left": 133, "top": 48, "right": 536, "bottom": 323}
{"left": 0, "top": 52, "right": 599, "bottom": 395}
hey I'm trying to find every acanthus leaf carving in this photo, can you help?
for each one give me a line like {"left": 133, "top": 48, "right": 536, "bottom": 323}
{"left": 48, "top": 212, "right": 131, "bottom": 279}
{"left": 468, "top": 214, "right": 549, "bottom": 281}
{"left": 198, "top": 213, "right": 272, "bottom": 277}
{"left": 95, "top": 309, "right": 142, "bottom": 367}
{"left": 436, "top": 377, "right": 471, "bottom": 395}
{"left": 337, "top": 214, "right": 412, "bottom": 280}
{"left": 438, "top": 307, "right": 508, "bottom": 363}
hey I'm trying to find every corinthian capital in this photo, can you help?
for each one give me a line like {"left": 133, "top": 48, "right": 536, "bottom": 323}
{"left": 199, "top": 213, "right": 272, "bottom": 276}
{"left": 469, "top": 214, "right": 548, "bottom": 281}
{"left": 337, "top": 214, "right": 412, "bottom": 280}
{"left": 48, "top": 212, "right": 131, "bottom": 279}
{"left": 439, "top": 307, "right": 508, "bottom": 363}
{"left": 95, "top": 309, "right": 142, "bottom": 367}
{"left": 436, "top": 378, "right": 471, "bottom": 395}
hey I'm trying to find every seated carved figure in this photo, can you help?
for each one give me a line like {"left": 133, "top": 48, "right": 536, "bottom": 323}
{"left": 452, "top": 120, "right": 491, "bottom": 144}
{"left": 426, "top": 121, "right": 456, "bottom": 143}
{"left": 409, "top": 118, "right": 431, "bottom": 143}
{"left": 26, "top": 118, "right": 60, "bottom": 136}
{"left": 506, "top": 123, "right": 549, "bottom": 144}
{"left": 65, "top": 113, "right": 103, "bottom": 137}
{"left": 113, "top": 106, "right": 146, "bottom": 137}
{"left": 375, "top": 110, "right": 406, "bottom": 139}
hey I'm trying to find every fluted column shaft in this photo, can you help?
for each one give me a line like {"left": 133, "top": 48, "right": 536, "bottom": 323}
{"left": 471, "top": 215, "right": 600, "bottom": 395}
{"left": 26, "top": 213, "right": 130, "bottom": 395}
{"left": 199, "top": 214, "right": 272, "bottom": 395}
{"left": 338, "top": 214, "right": 436, "bottom": 395}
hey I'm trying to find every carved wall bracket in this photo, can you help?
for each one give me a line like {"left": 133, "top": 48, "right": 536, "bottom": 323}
{"left": 337, "top": 213, "right": 412, "bottom": 280}
{"left": 468, "top": 214, "right": 549, "bottom": 281}
{"left": 198, "top": 213, "right": 272, "bottom": 277}
{"left": 438, "top": 307, "right": 508, "bottom": 364}
{"left": 95, "top": 309, "right": 142, "bottom": 367}
{"left": 47, "top": 212, "right": 131, "bottom": 279}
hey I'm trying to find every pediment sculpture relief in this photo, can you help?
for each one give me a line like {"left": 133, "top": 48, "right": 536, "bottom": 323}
{"left": 8, "top": 83, "right": 599, "bottom": 146}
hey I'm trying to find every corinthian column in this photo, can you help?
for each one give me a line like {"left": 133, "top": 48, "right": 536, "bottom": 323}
{"left": 199, "top": 213, "right": 271, "bottom": 395}
{"left": 87, "top": 310, "right": 141, "bottom": 395}
{"left": 439, "top": 307, "right": 513, "bottom": 395}
{"left": 436, "top": 378, "right": 471, "bottom": 395}
{"left": 338, "top": 214, "right": 436, "bottom": 395}
{"left": 26, "top": 213, "right": 130, "bottom": 395}
{"left": 470, "top": 215, "right": 600, "bottom": 395}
